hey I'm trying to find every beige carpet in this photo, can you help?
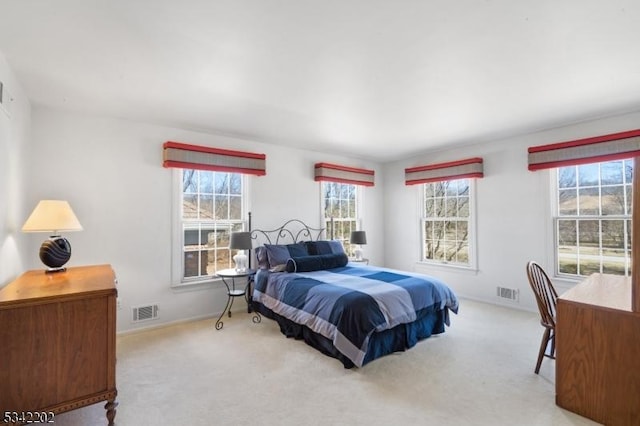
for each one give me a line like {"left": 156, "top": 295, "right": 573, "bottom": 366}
{"left": 55, "top": 299, "right": 599, "bottom": 426}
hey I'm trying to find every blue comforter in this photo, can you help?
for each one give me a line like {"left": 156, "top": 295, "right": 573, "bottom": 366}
{"left": 253, "top": 264, "right": 459, "bottom": 367}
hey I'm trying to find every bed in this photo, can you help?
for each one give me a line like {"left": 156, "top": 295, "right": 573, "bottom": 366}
{"left": 248, "top": 219, "right": 459, "bottom": 368}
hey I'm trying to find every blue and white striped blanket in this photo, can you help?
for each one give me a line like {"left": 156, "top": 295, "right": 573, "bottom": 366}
{"left": 253, "top": 264, "right": 459, "bottom": 367}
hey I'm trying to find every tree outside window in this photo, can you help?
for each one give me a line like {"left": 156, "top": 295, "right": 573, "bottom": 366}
{"left": 556, "top": 159, "right": 633, "bottom": 277}
{"left": 181, "top": 169, "right": 245, "bottom": 280}
{"left": 422, "top": 179, "right": 472, "bottom": 266}
{"left": 322, "top": 182, "right": 358, "bottom": 256}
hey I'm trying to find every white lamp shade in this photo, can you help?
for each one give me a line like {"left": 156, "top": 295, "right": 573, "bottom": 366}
{"left": 22, "top": 200, "right": 83, "bottom": 233}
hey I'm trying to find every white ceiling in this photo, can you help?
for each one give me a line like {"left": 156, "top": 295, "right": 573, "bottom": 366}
{"left": 2, "top": 0, "right": 640, "bottom": 161}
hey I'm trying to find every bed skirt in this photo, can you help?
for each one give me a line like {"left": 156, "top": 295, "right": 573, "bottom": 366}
{"left": 252, "top": 301, "right": 446, "bottom": 368}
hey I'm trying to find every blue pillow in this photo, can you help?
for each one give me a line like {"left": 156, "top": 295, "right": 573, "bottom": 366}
{"left": 287, "top": 242, "right": 308, "bottom": 257}
{"left": 327, "top": 240, "right": 346, "bottom": 254}
{"left": 286, "top": 253, "right": 349, "bottom": 273}
{"left": 255, "top": 246, "right": 270, "bottom": 270}
{"left": 305, "top": 240, "right": 345, "bottom": 256}
{"left": 264, "top": 243, "right": 309, "bottom": 267}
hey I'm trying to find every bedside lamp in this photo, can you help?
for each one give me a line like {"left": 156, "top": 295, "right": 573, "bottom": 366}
{"left": 22, "top": 200, "right": 83, "bottom": 273}
{"left": 350, "top": 230, "right": 367, "bottom": 261}
{"left": 230, "top": 231, "right": 252, "bottom": 272}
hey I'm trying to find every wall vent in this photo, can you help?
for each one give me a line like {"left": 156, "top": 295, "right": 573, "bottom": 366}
{"left": 497, "top": 286, "right": 519, "bottom": 302}
{"left": 132, "top": 304, "right": 159, "bottom": 322}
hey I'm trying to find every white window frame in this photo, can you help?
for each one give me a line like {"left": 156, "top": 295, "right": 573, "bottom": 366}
{"left": 418, "top": 179, "right": 478, "bottom": 271}
{"left": 319, "top": 182, "right": 362, "bottom": 256}
{"left": 552, "top": 160, "right": 633, "bottom": 279}
{"left": 171, "top": 169, "right": 250, "bottom": 288}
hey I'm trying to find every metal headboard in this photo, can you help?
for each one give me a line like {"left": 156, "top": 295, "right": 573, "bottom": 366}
{"left": 250, "top": 219, "right": 326, "bottom": 246}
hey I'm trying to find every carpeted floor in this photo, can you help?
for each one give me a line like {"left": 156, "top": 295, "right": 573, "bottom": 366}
{"left": 54, "top": 299, "right": 599, "bottom": 425}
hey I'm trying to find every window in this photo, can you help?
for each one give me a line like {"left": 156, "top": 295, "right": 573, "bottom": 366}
{"left": 178, "top": 169, "right": 247, "bottom": 283}
{"left": 421, "top": 179, "right": 474, "bottom": 266}
{"left": 321, "top": 182, "right": 359, "bottom": 256}
{"left": 555, "top": 159, "right": 633, "bottom": 277}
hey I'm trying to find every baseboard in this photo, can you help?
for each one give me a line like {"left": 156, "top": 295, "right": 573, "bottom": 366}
{"left": 116, "top": 312, "right": 216, "bottom": 336}
{"left": 457, "top": 294, "right": 537, "bottom": 314}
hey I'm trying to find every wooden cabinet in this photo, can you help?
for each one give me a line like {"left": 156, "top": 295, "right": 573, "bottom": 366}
{"left": 0, "top": 265, "right": 118, "bottom": 425}
{"left": 556, "top": 273, "right": 640, "bottom": 426}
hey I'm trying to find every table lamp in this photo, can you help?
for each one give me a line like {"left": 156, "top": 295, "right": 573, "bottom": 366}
{"left": 22, "top": 200, "right": 83, "bottom": 273}
{"left": 350, "top": 230, "right": 367, "bottom": 261}
{"left": 230, "top": 231, "right": 252, "bottom": 272}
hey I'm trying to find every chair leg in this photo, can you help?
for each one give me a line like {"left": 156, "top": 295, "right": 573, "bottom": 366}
{"left": 535, "top": 327, "right": 551, "bottom": 374}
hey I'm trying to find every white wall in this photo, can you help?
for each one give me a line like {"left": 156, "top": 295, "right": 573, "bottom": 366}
{"left": 384, "top": 111, "right": 640, "bottom": 312}
{"left": 28, "top": 106, "right": 384, "bottom": 332}
{"left": 9, "top": 52, "right": 640, "bottom": 326}
{"left": 0, "top": 52, "right": 30, "bottom": 287}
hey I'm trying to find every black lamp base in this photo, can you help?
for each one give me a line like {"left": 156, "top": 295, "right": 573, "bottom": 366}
{"left": 40, "top": 236, "right": 72, "bottom": 272}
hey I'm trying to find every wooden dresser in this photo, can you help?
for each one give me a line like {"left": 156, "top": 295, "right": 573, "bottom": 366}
{"left": 0, "top": 264, "right": 118, "bottom": 425}
{"left": 556, "top": 273, "right": 640, "bottom": 425}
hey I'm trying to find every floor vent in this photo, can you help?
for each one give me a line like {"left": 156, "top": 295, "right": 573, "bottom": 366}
{"left": 497, "top": 286, "right": 519, "bottom": 302}
{"left": 132, "top": 304, "right": 159, "bottom": 322}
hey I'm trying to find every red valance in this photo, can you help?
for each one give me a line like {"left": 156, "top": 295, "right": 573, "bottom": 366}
{"left": 163, "top": 141, "right": 266, "bottom": 176}
{"left": 528, "top": 129, "right": 640, "bottom": 171}
{"left": 314, "top": 163, "right": 375, "bottom": 186}
{"left": 405, "top": 157, "right": 484, "bottom": 185}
